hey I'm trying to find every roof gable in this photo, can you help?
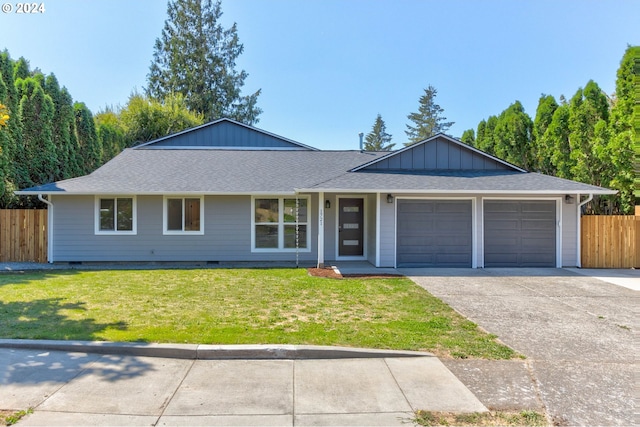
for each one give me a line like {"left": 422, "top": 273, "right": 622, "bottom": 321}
{"left": 135, "top": 118, "right": 317, "bottom": 151}
{"left": 353, "top": 134, "right": 525, "bottom": 172}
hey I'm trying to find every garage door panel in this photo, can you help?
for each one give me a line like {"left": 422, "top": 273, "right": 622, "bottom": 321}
{"left": 397, "top": 200, "right": 472, "bottom": 268}
{"left": 484, "top": 200, "right": 556, "bottom": 268}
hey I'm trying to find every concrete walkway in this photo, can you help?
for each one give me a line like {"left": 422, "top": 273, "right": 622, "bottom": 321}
{"left": 402, "top": 268, "right": 638, "bottom": 426}
{"left": 1, "top": 344, "right": 485, "bottom": 426}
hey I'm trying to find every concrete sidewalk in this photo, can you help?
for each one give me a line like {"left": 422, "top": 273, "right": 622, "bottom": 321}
{"left": 1, "top": 343, "right": 486, "bottom": 426}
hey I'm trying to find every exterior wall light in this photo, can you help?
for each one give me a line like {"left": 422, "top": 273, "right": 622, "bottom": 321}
{"left": 387, "top": 194, "right": 394, "bottom": 203}
{"left": 325, "top": 200, "right": 331, "bottom": 209}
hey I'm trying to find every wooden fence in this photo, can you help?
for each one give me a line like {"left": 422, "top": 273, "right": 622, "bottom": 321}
{"left": 581, "top": 215, "right": 639, "bottom": 268}
{"left": 0, "top": 209, "right": 48, "bottom": 263}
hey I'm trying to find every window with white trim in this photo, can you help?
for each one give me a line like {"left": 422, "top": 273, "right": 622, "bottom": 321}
{"left": 252, "top": 197, "right": 309, "bottom": 251}
{"left": 95, "top": 196, "right": 136, "bottom": 235}
{"left": 163, "top": 196, "right": 204, "bottom": 234}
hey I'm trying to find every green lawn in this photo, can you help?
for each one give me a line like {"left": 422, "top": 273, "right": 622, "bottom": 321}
{"left": 0, "top": 268, "right": 515, "bottom": 359}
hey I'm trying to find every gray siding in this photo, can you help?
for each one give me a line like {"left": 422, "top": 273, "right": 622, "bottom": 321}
{"left": 148, "top": 120, "right": 310, "bottom": 150}
{"left": 364, "top": 136, "right": 511, "bottom": 171}
{"left": 378, "top": 198, "right": 396, "bottom": 267}
{"left": 562, "top": 199, "right": 578, "bottom": 267}
{"left": 52, "top": 195, "right": 318, "bottom": 263}
{"left": 366, "top": 195, "right": 376, "bottom": 265}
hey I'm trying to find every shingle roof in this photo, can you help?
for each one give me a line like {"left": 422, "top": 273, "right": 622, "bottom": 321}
{"left": 18, "top": 149, "right": 387, "bottom": 195}
{"left": 18, "top": 147, "right": 616, "bottom": 196}
{"left": 298, "top": 169, "right": 617, "bottom": 194}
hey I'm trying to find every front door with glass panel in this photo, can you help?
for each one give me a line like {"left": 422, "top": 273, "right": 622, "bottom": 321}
{"left": 338, "top": 198, "right": 364, "bottom": 257}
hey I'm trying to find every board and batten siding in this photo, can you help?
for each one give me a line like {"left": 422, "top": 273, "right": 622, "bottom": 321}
{"left": 148, "top": 120, "right": 310, "bottom": 150}
{"left": 51, "top": 195, "right": 318, "bottom": 262}
{"left": 363, "top": 137, "right": 511, "bottom": 171}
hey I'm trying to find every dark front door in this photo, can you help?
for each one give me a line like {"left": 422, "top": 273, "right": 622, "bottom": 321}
{"left": 338, "top": 198, "right": 364, "bottom": 257}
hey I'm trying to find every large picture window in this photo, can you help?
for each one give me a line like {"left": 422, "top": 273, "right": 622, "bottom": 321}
{"left": 95, "top": 196, "right": 136, "bottom": 235}
{"left": 253, "top": 197, "right": 309, "bottom": 251}
{"left": 163, "top": 196, "right": 204, "bottom": 234}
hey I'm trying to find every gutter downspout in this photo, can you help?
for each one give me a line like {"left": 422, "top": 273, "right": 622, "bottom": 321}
{"left": 576, "top": 193, "right": 593, "bottom": 268}
{"left": 38, "top": 194, "right": 53, "bottom": 263}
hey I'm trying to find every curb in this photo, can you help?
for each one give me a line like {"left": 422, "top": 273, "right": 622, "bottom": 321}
{"left": 0, "top": 339, "right": 432, "bottom": 360}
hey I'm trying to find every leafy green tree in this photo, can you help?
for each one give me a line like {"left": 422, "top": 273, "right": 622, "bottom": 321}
{"left": 460, "top": 129, "right": 475, "bottom": 145}
{"left": 405, "top": 85, "right": 454, "bottom": 145}
{"left": 119, "top": 92, "right": 204, "bottom": 144}
{"left": 545, "top": 103, "right": 572, "bottom": 179}
{"left": 15, "top": 77, "right": 57, "bottom": 190}
{"left": 74, "top": 102, "right": 102, "bottom": 174}
{"left": 475, "top": 115, "right": 498, "bottom": 155}
{"left": 492, "top": 101, "right": 533, "bottom": 169}
{"left": 606, "top": 46, "right": 638, "bottom": 213}
{"left": 532, "top": 94, "right": 559, "bottom": 174}
{"left": 364, "top": 114, "right": 394, "bottom": 151}
{"left": 147, "top": 0, "right": 261, "bottom": 124}
{"left": 95, "top": 108, "right": 126, "bottom": 162}
{"left": 568, "top": 81, "right": 610, "bottom": 187}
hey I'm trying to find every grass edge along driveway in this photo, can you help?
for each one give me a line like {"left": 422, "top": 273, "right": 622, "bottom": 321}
{"left": 0, "top": 268, "right": 516, "bottom": 359}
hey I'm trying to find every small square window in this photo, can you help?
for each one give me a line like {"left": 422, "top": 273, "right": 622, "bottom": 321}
{"left": 96, "top": 197, "right": 136, "bottom": 235}
{"left": 164, "top": 196, "right": 204, "bottom": 234}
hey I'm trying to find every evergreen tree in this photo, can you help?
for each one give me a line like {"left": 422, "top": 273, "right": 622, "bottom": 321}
{"left": 44, "top": 74, "right": 80, "bottom": 180}
{"left": 12, "top": 57, "right": 29, "bottom": 82}
{"left": 532, "top": 94, "right": 559, "bottom": 174}
{"left": 147, "top": 0, "right": 261, "bottom": 124}
{"left": 364, "top": 114, "right": 394, "bottom": 151}
{"left": 493, "top": 101, "right": 533, "bottom": 169}
{"left": 0, "top": 51, "right": 23, "bottom": 206}
{"left": 460, "top": 129, "right": 475, "bottom": 145}
{"left": 568, "top": 81, "right": 610, "bottom": 187}
{"left": 74, "top": 102, "right": 102, "bottom": 174}
{"left": 0, "top": 82, "right": 10, "bottom": 205}
{"left": 16, "top": 77, "right": 57, "bottom": 190}
{"left": 405, "top": 85, "right": 454, "bottom": 145}
{"left": 606, "top": 46, "right": 638, "bottom": 213}
{"left": 545, "top": 103, "right": 572, "bottom": 179}
{"left": 476, "top": 115, "right": 498, "bottom": 155}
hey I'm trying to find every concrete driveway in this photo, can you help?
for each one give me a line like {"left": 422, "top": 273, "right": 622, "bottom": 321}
{"left": 401, "top": 268, "right": 638, "bottom": 426}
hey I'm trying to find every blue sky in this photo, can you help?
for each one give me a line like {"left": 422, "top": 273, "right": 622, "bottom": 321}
{"left": 0, "top": 0, "right": 638, "bottom": 149}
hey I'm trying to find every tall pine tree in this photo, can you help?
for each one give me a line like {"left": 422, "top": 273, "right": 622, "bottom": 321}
{"left": 364, "top": 114, "right": 394, "bottom": 151}
{"left": 147, "top": 0, "right": 261, "bottom": 124}
{"left": 405, "top": 85, "right": 454, "bottom": 145}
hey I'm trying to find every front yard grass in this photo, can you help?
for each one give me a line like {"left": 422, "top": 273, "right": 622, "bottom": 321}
{"left": 0, "top": 268, "right": 515, "bottom": 359}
